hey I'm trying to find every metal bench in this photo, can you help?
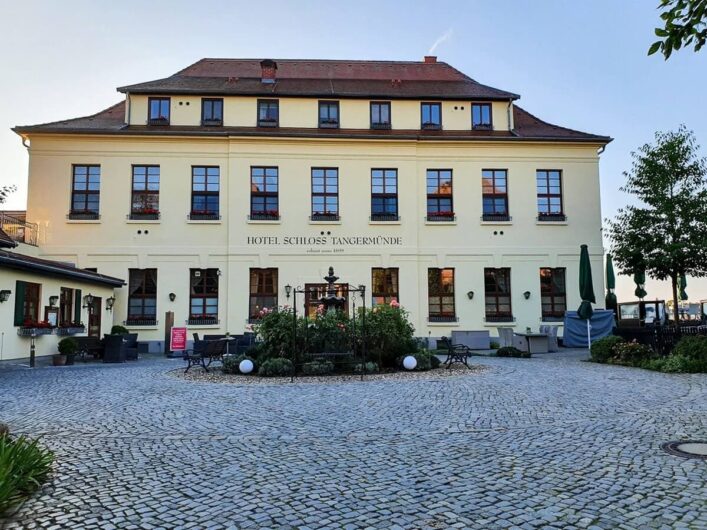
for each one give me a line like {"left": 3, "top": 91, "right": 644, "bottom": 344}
{"left": 439, "top": 337, "right": 472, "bottom": 368}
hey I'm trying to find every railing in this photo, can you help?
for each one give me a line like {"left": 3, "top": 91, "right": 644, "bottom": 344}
{"left": 0, "top": 212, "right": 38, "bottom": 246}
{"left": 482, "top": 213, "right": 511, "bottom": 222}
{"left": 537, "top": 213, "right": 567, "bottom": 222}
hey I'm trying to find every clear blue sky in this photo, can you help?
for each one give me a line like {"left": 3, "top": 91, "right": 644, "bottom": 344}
{"left": 0, "top": 0, "right": 705, "bottom": 303}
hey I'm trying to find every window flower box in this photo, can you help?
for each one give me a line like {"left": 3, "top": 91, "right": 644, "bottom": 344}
{"left": 56, "top": 324, "right": 86, "bottom": 336}
{"left": 129, "top": 209, "right": 160, "bottom": 220}
{"left": 249, "top": 211, "right": 280, "bottom": 221}
{"left": 482, "top": 213, "right": 511, "bottom": 222}
{"left": 68, "top": 210, "right": 100, "bottom": 220}
{"left": 537, "top": 213, "right": 567, "bottom": 222}
{"left": 18, "top": 321, "right": 54, "bottom": 337}
{"left": 485, "top": 314, "right": 515, "bottom": 323}
{"left": 189, "top": 211, "right": 221, "bottom": 221}
{"left": 310, "top": 212, "right": 340, "bottom": 221}
{"left": 187, "top": 317, "right": 219, "bottom": 326}
{"left": 427, "top": 211, "right": 455, "bottom": 222}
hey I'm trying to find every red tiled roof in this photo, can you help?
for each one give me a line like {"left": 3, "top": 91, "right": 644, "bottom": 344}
{"left": 13, "top": 100, "right": 611, "bottom": 143}
{"left": 117, "top": 58, "right": 519, "bottom": 101}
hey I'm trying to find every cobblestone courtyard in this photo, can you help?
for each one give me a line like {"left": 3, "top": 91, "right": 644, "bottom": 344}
{"left": 1, "top": 351, "right": 705, "bottom": 530}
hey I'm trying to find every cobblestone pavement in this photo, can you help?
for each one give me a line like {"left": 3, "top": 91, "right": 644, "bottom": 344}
{"left": 1, "top": 351, "right": 705, "bottom": 530}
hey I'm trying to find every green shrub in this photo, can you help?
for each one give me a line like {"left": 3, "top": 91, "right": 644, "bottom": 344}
{"left": 258, "top": 357, "right": 295, "bottom": 377}
{"left": 353, "top": 361, "right": 379, "bottom": 373}
{"left": 658, "top": 354, "right": 704, "bottom": 373}
{"left": 110, "top": 325, "right": 129, "bottom": 335}
{"left": 612, "top": 341, "right": 655, "bottom": 365}
{"left": 590, "top": 335, "right": 625, "bottom": 363}
{"left": 301, "top": 360, "right": 335, "bottom": 376}
{"left": 671, "top": 336, "right": 707, "bottom": 363}
{"left": 490, "top": 341, "right": 500, "bottom": 350}
{"left": 496, "top": 346, "right": 530, "bottom": 358}
{"left": 57, "top": 337, "right": 78, "bottom": 355}
{"left": 429, "top": 352, "right": 441, "bottom": 369}
{"left": 358, "top": 305, "right": 417, "bottom": 368}
{"left": 0, "top": 434, "right": 54, "bottom": 515}
{"left": 222, "top": 354, "right": 256, "bottom": 375}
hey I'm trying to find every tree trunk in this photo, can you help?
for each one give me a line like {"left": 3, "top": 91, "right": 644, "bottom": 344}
{"left": 671, "top": 274, "right": 680, "bottom": 327}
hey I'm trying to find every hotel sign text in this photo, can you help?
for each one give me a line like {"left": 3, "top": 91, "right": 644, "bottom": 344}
{"left": 247, "top": 235, "right": 403, "bottom": 246}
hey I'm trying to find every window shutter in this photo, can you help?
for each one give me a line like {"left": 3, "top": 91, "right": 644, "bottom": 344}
{"left": 14, "top": 280, "right": 26, "bottom": 326}
{"left": 74, "top": 289, "right": 82, "bottom": 323}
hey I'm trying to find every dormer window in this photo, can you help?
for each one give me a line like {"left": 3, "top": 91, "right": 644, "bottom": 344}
{"left": 148, "top": 97, "right": 170, "bottom": 125}
{"left": 319, "top": 101, "right": 339, "bottom": 128}
{"left": 370, "top": 101, "right": 391, "bottom": 129}
{"left": 258, "top": 99, "right": 279, "bottom": 127}
{"left": 421, "top": 102, "right": 441, "bottom": 130}
{"left": 201, "top": 98, "right": 223, "bottom": 126}
{"left": 472, "top": 103, "right": 492, "bottom": 130}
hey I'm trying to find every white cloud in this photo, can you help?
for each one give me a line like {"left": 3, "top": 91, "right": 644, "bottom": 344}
{"left": 428, "top": 28, "right": 454, "bottom": 55}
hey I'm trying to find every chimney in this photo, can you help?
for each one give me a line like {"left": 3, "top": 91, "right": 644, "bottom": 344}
{"left": 260, "top": 59, "right": 277, "bottom": 83}
{"left": 423, "top": 56, "right": 437, "bottom": 64}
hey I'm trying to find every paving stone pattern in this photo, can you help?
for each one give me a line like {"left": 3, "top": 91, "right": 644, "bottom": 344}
{"left": 1, "top": 351, "right": 705, "bottom": 529}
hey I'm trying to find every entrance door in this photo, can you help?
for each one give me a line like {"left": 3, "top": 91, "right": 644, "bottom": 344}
{"left": 304, "top": 283, "right": 349, "bottom": 317}
{"left": 88, "top": 297, "right": 102, "bottom": 337}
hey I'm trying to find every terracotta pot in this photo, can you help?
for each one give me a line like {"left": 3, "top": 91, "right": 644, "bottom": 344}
{"left": 52, "top": 354, "right": 67, "bottom": 366}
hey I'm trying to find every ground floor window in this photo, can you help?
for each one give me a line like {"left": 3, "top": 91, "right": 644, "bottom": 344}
{"left": 249, "top": 268, "right": 278, "bottom": 320}
{"left": 59, "top": 287, "right": 75, "bottom": 326}
{"left": 485, "top": 268, "right": 512, "bottom": 321}
{"left": 14, "top": 280, "right": 41, "bottom": 326}
{"left": 189, "top": 269, "right": 219, "bottom": 324}
{"left": 428, "top": 268, "right": 455, "bottom": 321}
{"left": 540, "top": 267, "right": 566, "bottom": 320}
{"left": 371, "top": 268, "right": 399, "bottom": 306}
{"left": 127, "top": 269, "right": 157, "bottom": 324}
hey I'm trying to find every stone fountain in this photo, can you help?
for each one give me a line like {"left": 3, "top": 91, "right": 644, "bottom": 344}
{"left": 319, "top": 266, "right": 346, "bottom": 314}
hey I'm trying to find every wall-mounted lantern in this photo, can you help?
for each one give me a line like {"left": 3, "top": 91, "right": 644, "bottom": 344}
{"left": 105, "top": 296, "right": 115, "bottom": 311}
{"left": 467, "top": 291, "right": 474, "bottom": 300}
{"left": 49, "top": 295, "right": 59, "bottom": 307}
{"left": 169, "top": 292, "right": 176, "bottom": 302}
{"left": 284, "top": 284, "right": 292, "bottom": 299}
{"left": 83, "top": 293, "right": 94, "bottom": 308}
{"left": 523, "top": 291, "right": 531, "bottom": 300}
{"left": 0, "top": 290, "right": 10, "bottom": 302}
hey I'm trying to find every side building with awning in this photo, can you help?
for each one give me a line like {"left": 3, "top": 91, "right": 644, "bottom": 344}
{"left": 0, "top": 227, "right": 124, "bottom": 361}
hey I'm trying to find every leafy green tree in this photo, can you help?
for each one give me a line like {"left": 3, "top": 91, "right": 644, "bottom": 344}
{"left": 0, "top": 185, "right": 16, "bottom": 204}
{"left": 649, "top": 0, "right": 707, "bottom": 59}
{"left": 607, "top": 126, "right": 707, "bottom": 324}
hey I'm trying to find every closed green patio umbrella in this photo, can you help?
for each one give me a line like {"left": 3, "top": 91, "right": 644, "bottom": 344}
{"left": 679, "top": 273, "right": 688, "bottom": 301}
{"left": 605, "top": 254, "right": 618, "bottom": 313}
{"left": 578, "top": 244, "right": 596, "bottom": 348}
{"left": 634, "top": 269, "right": 647, "bottom": 299}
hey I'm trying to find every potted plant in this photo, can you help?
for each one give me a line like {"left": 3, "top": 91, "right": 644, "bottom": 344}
{"left": 56, "top": 337, "right": 78, "bottom": 366}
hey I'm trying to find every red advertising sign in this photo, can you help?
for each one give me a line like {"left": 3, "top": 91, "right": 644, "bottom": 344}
{"left": 170, "top": 327, "right": 187, "bottom": 351}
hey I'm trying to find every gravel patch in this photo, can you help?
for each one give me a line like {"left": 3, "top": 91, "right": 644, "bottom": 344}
{"left": 168, "top": 362, "right": 487, "bottom": 385}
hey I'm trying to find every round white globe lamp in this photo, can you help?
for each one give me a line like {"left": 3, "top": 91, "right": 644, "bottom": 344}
{"left": 239, "top": 359, "right": 254, "bottom": 374}
{"left": 403, "top": 355, "right": 417, "bottom": 370}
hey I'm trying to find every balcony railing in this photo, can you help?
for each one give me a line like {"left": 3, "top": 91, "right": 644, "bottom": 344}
{"left": 125, "top": 318, "right": 158, "bottom": 326}
{"left": 370, "top": 213, "right": 400, "bottom": 222}
{"left": 310, "top": 213, "right": 340, "bottom": 222}
{"left": 482, "top": 213, "right": 511, "bottom": 222}
{"left": 249, "top": 212, "right": 280, "bottom": 221}
{"left": 537, "top": 213, "right": 567, "bottom": 222}
{"left": 128, "top": 212, "right": 160, "bottom": 221}
{"left": 188, "top": 212, "right": 221, "bottom": 221}
{"left": 0, "top": 212, "right": 38, "bottom": 246}
{"left": 428, "top": 315, "right": 458, "bottom": 323}
{"left": 485, "top": 314, "right": 515, "bottom": 323}
{"left": 187, "top": 317, "right": 219, "bottom": 326}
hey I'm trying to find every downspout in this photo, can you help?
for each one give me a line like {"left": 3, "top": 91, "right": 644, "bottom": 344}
{"left": 597, "top": 145, "right": 606, "bottom": 155}
{"left": 21, "top": 135, "right": 29, "bottom": 149}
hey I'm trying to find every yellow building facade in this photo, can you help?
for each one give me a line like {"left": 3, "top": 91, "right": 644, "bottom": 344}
{"left": 12, "top": 57, "right": 611, "bottom": 350}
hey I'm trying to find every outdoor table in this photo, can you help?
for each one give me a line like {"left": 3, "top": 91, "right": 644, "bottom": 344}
{"left": 514, "top": 333, "right": 549, "bottom": 354}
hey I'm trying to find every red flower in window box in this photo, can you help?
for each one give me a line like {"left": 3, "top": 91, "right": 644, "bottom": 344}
{"left": 431, "top": 210, "right": 455, "bottom": 217}
{"left": 134, "top": 208, "right": 159, "bottom": 215}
